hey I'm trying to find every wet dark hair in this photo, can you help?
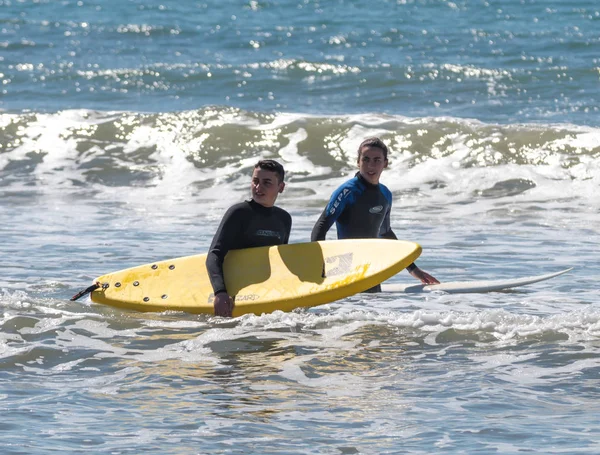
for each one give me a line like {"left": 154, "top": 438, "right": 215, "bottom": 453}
{"left": 357, "top": 137, "right": 389, "bottom": 161}
{"left": 255, "top": 159, "right": 285, "bottom": 182}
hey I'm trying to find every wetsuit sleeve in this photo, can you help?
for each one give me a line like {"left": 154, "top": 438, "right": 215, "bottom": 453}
{"left": 206, "top": 205, "right": 245, "bottom": 295}
{"left": 311, "top": 184, "right": 354, "bottom": 241}
{"left": 379, "top": 205, "right": 397, "bottom": 239}
{"left": 311, "top": 207, "right": 336, "bottom": 241}
{"left": 283, "top": 211, "right": 292, "bottom": 244}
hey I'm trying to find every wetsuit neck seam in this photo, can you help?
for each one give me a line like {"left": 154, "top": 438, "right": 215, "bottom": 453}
{"left": 248, "top": 199, "right": 274, "bottom": 214}
{"left": 355, "top": 172, "right": 379, "bottom": 189}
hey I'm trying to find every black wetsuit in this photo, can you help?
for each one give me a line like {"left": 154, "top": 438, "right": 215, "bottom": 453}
{"left": 206, "top": 199, "right": 292, "bottom": 296}
{"left": 311, "top": 172, "right": 414, "bottom": 292}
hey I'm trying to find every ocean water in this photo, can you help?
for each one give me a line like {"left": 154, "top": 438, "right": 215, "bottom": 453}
{"left": 1, "top": 1, "right": 600, "bottom": 454}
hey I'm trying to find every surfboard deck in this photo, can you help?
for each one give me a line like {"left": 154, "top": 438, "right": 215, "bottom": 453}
{"left": 381, "top": 268, "right": 572, "bottom": 294}
{"left": 90, "top": 239, "right": 421, "bottom": 316}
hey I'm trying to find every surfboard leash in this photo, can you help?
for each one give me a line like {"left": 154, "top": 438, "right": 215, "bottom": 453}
{"left": 70, "top": 282, "right": 101, "bottom": 301}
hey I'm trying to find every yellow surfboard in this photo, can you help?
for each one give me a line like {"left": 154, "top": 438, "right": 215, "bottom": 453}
{"left": 90, "top": 239, "right": 421, "bottom": 316}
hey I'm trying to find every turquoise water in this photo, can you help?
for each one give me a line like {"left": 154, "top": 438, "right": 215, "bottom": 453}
{"left": 1, "top": 1, "right": 600, "bottom": 454}
{"left": 2, "top": 0, "right": 599, "bottom": 124}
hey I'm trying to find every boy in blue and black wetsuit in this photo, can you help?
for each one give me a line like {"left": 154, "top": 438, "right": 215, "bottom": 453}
{"left": 311, "top": 137, "right": 439, "bottom": 291}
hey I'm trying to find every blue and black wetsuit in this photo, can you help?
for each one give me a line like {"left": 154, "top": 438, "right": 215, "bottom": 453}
{"left": 311, "top": 172, "right": 397, "bottom": 241}
{"left": 207, "top": 199, "right": 292, "bottom": 296}
{"left": 311, "top": 172, "right": 415, "bottom": 292}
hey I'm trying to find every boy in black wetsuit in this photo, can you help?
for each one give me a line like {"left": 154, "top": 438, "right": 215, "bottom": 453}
{"left": 207, "top": 159, "right": 292, "bottom": 316}
{"left": 311, "top": 137, "right": 439, "bottom": 291}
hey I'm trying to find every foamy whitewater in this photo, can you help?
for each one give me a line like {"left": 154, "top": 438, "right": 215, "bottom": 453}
{"left": 1, "top": 1, "right": 600, "bottom": 454}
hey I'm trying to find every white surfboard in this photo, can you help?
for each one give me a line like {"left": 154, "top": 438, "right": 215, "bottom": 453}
{"left": 381, "top": 268, "right": 572, "bottom": 294}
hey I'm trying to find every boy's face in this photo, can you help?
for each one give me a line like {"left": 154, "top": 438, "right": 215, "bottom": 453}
{"left": 357, "top": 146, "right": 388, "bottom": 185}
{"left": 251, "top": 168, "right": 285, "bottom": 207}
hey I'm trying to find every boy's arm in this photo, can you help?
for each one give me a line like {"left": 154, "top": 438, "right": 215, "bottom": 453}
{"left": 311, "top": 207, "right": 336, "bottom": 241}
{"left": 311, "top": 186, "right": 351, "bottom": 241}
{"left": 379, "top": 206, "right": 439, "bottom": 284}
{"left": 206, "top": 206, "right": 243, "bottom": 297}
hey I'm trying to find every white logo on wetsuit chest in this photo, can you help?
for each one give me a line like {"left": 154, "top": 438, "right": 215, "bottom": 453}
{"left": 369, "top": 205, "right": 383, "bottom": 214}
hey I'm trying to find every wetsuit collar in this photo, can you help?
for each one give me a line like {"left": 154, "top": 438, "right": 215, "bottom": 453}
{"left": 355, "top": 171, "right": 379, "bottom": 189}
{"left": 248, "top": 198, "right": 274, "bottom": 213}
